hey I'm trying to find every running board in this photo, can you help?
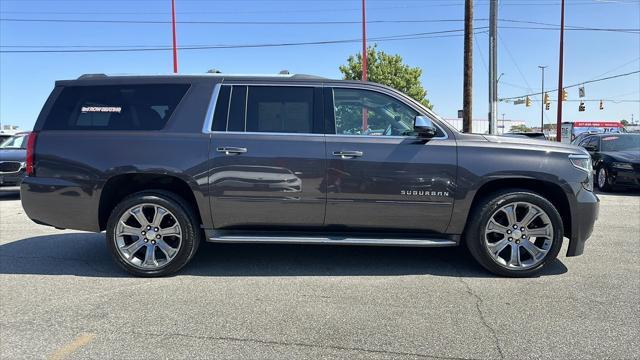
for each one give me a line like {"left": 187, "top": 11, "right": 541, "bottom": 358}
{"left": 206, "top": 230, "right": 458, "bottom": 247}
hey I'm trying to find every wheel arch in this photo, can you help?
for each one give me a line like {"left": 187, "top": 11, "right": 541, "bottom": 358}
{"left": 463, "top": 178, "right": 572, "bottom": 240}
{"left": 98, "top": 173, "right": 204, "bottom": 231}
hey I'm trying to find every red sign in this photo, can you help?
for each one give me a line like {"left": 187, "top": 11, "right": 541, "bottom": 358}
{"left": 572, "top": 121, "right": 623, "bottom": 128}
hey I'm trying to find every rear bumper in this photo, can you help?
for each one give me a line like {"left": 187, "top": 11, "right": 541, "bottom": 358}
{"left": 20, "top": 176, "right": 100, "bottom": 232}
{"left": 566, "top": 188, "right": 599, "bottom": 257}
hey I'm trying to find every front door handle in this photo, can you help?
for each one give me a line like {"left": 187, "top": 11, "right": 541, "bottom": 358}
{"left": 217, "top": 147, "right": 247, "bottom": 155}
{"left": 332, "top": 150, "right": 363, "bottom": 159}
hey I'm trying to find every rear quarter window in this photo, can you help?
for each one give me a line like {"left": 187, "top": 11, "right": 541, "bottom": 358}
{"left": 43, "top": 84, "right": 190, "bottom": 130}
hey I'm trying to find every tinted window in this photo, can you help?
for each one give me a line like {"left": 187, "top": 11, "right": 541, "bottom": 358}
{"left": 578, "top": 136, "right": 592, "bottom": 147}
{"left": 246, "top": 86, "right": 314, "bottom": 134}
{"left": 43, "top": 84, "right": 189, "bottom": 130}
{"left": 0, "top": 134, "right": 27, "bottom": 149}
{"left": 332, "top": 88, "right": 419, "bottom": 136}
{"left": 212, "top": 85, "right": 231, "bottom": 131}
{"left": 600, "top": 135, "right": 640, "bottom": 152}
{"left": 227, "top": 86, "right": 247, "bottom": 132}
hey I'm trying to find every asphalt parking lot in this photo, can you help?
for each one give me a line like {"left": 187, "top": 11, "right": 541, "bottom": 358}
{"left": 0, "top": 187, "right": 639, "bottom": 360}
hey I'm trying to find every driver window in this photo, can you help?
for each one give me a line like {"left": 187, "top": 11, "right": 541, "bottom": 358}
{"left": 332, "top": 88, "right": 418, "bottom": 136}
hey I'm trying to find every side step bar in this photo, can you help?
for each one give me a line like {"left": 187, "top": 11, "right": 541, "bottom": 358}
{"left": 206, "top": 230, "right": 458, "bottom": 247}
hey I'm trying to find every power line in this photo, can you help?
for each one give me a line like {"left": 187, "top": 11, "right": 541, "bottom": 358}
{"left": 499, "top": 70, "right": 640, "bottom": 101}
{"left": 498, "top": 32, "right": 534, "bottom": 94}
{"left": 2, "top": 0, "right": 638, "bottom": 3}
{"left": 0, "top": 29, "right": 489, "bottom": 54}
{"left": 530, "top": 99, "right": 640, "bottom": 102}
{"left": 0, "top": 17, "right": 637, "bottom": 32}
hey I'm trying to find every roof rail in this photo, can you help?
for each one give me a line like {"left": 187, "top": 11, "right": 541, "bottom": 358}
{"left": 77, "top": 73, "right": 108, "bottom": 79}
{"left": 290, "top": 74, "right": 327, "bottom": 79}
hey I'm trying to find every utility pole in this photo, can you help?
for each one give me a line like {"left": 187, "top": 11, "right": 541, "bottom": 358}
{"left": 488, "top": 0, "right": 498, "bottom": 134}
{"left": 538, "top": 65, "right": 547, "bottom": 132}
{"left": 555, "top": 0, "right": 565, "bottom": 141}
{"left": 361, "top": 0, "right": 368, "bottom": 132}
{"left": 463, "top": 0, "right": 473, "bottom": 133}
{"left": 171, "top": 0, "right": 178, "bottom": 73}
{"left": 361, "top": 0, "right": 367, "bottom": 82}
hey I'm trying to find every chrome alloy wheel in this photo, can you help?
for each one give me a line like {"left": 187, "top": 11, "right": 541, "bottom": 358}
{"left": 598, "top": 168, "right": 607, "bottom": 189}
{"left": 484, "top": 202, "right": 554, "bottom": 270}
{"left": 115, "top": 203, "right": 182, "bottom": 269}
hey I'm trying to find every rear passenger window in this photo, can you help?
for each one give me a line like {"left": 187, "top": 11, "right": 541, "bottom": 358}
{"left": 43, "top": 84, "right": 190, "bottom": 130}
{"left": 246, "top": 86, "right": 314, "bottom": 134}
{"left": 227, "top": 86, "right": 247, "bottom": 132}
{"left": 211, "top": 85, "right": 231, "bottom": 132}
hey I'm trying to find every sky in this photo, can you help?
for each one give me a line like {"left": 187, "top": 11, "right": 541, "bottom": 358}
{"left": 1, "top": 0, "right": 639, "bottom": 131}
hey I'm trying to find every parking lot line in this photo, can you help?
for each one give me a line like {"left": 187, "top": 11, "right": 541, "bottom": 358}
{"left": 48, "top": 333, "right": 96, "bottom": 360}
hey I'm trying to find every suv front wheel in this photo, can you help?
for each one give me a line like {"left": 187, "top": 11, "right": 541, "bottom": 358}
{"left": 106, "top": 190, "right": 200, "bottom": 277}
{"left": 465, "top": 190, "right": 564, "bottom": 277}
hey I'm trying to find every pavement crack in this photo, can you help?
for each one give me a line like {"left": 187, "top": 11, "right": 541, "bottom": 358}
{"left": 132, "top": 330, "right": 478, "bottom": 360}
{"left": 456, "top": 276, "right": 505, "bottom": 360}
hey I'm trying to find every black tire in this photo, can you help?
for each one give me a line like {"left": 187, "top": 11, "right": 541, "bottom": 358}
{"left": 106, "top": 190, "right": 201, "bottom": 277}
{"left": 465, "top": 189, "right": 564, "bottom": 277}
{"left": 596, "top": 166, "right": 612, "bottom": 192}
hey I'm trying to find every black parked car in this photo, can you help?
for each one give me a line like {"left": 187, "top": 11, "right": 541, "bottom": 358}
{"left": 20, "top": 74, "right": 599, "bottom": 277}
{"left": 0, "top": 132, "right": 29, "bottom": 186}
{"left": 502, "top": 132, "right": 547, "bottom": 141}
{"left": 575, "top": 133, "right": 640, "bottom": 191}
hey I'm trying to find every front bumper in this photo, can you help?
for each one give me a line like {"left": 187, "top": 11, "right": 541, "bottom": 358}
{"left": 0, "top": 169, "right": 25, "bottom": 186}
{"left": 610, "top": 167, "right": 640, "bottom": 188}
{"left": 566, "top": 188, "right": 599, "bottom": 257}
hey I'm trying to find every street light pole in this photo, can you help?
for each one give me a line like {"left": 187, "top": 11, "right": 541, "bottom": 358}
{"left": 539, "top": 65, "right": 547, "bottom": 133}
{"left": 171, "top": 0, "right": 178, "bottom": 73}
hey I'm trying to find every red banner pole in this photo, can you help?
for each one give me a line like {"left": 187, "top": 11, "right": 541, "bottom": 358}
{"left": 171, "top": 0, "right": 179, "bottom": 73}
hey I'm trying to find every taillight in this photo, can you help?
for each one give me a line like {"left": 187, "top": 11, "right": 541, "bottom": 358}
{"left": 25, "top": 132, "right": 37, "bottom": 176}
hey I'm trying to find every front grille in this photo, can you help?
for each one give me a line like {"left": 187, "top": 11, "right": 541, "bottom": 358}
{"left": 0, "top": 161, "right": 22, "bottom": 173}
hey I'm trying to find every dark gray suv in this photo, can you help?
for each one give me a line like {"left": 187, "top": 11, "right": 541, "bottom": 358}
{"left": 20, "top": 74, "right": 599, "bottom": 277}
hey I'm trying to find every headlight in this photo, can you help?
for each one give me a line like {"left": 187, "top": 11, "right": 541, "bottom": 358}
{"left": 569, "top": 154, "right": 593, "bottom": 191}
{"left": 569, "top": 154, "right": 592, "bottom": 173}
{"left": 612, "top": 162, "right": 634, "bottom": 170}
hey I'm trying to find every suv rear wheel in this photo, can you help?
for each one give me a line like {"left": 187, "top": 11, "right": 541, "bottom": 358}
{"left": 465, "top": 190, "right": 563, "bottom": 277}
{"left": 106, "top": 190, "right": 200, "bottom": 277}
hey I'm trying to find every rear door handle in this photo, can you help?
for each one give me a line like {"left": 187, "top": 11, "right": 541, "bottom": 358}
{"left": 217, "top": 147, "right": 247, "bottom": 155}
{"left": 332, "top": 150, "right": 363, "bottom": 159}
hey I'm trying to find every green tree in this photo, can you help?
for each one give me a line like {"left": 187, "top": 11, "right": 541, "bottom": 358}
{"left": 509, "top": 124, "right": 531, "bottom": 133}
{"left": 339, "top": 45, "right": 433, "bottom": 109}
{"left": 621, "top": 119, "right": 629, "bottom": 126}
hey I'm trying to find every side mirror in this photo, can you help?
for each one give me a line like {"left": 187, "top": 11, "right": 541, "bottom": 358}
{"left": 414, "top": 116, "right": 437, "bottom": 138}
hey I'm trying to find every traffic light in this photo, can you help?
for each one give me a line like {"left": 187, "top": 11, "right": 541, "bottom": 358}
{"left": 525, "top": 96, "right": 532, "bottom": 107}
{"left": 578, "top": 101, "right": 586, "bottom": 112}
{"left": 562, "top": 89, "right": 568, "bottom": 101}
{"left": 545, "top": 102, "right": 550, "bottom": 111}
{"left": 599, "top": 100, "right": 604, "bottom": 110}
{"left": 544, "top": 92, "right": 550, "bottom": 105}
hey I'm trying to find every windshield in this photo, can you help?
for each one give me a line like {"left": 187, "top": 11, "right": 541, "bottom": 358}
{"left": 600, "top": 135, "right": 640, "bottom": 152}
{"left": 0, "top": 134, "right": 28, "bottom": 149}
